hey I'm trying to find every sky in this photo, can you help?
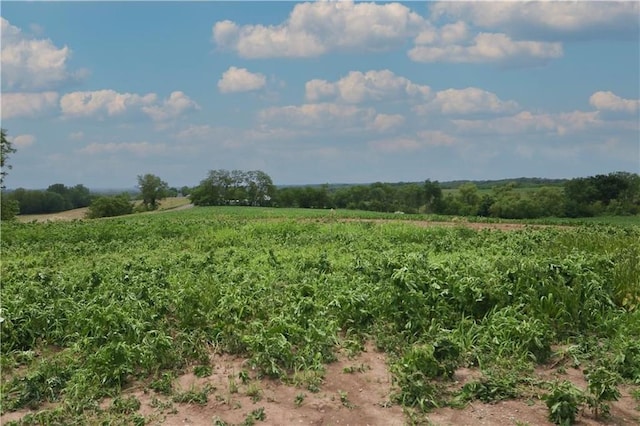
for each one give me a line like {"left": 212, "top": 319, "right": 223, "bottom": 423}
{"left": 1, "top": 0, "right": 639, "bottom": 190}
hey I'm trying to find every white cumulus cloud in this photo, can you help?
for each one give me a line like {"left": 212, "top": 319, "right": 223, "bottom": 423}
{"left": 415, "top": 87, "right": 519, "bottom": 115}
{"left": 370, "top": 130, "right": 456, "bottom": 152}
{"left": 305, "top": 70, "right": 430, "bottom": 104}
{"left": 452, "top": 110, "right": 601, "bottom": 136}
{"left": 409, "top": 32, "right": 563, "bottom": 65}
{"left": 11, "top": 134, "right": 36, "bottom": 148}
{"left": 1, "top": 91, "right": 59, "bottom": 119}
{"left": 259, "top": 102, "right": 375, "bottom": 129}
{"left": 1, "top": 17, "right": 86, "bottom": 90}
{"left": 429, "top": 1, "right": 639, "bottom": 41}
{"left": 218, "top": 67, "right": 266, "bottom": 93}
{"left": 368, "top": 114, "right": 405, "bottom": 132}
{"left": 589, "top": 91, "right": 639, "bottom": 114}
{"left": 60, "top": 90, "right": 157, "bottom": 118}
{"left": 79, "top": 141, "right": 168, "bottom": 156}
{"left": 142, "top": 91, "right": 200, "bottom": 121}
{"left": 213, "top": 1, "right": 425, "bottom": 58}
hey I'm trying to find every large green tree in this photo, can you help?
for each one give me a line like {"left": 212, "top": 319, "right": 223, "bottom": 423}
{"left": 137, "top": 174, "right": 169, "bottom": 210}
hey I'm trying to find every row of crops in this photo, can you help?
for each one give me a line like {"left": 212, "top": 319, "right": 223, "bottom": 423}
{"left": 1, "top": 208, "right": 639, "bottom": 424}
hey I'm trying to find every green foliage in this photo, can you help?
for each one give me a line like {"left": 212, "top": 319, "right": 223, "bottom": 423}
{"left": 1, "top": 194, "right": 19, "bottom": 221}
{"left": 242, "top": 407, "right": 266, "bottom": 425}
{"left": 0, "top": 207, "right": 637, "bottom": 423}
{"left": 191, "top": 169, "right": 275, "bottom": 207}
{"left": 7, "top": 184, "right": 92, "bottom": 215}
{"left": 172, "top": 385, "right": 212, "bottom": 405}
{"left": 149, "top": 373, "right": 174, "bottom": 395}
{"left": 193, "top": 364, "right": 212, "bottom": 378}
{"left": 585, "top": 366, "right": 621, "bottom": 417}
{"left": 543, "top": 380, "right": 585, "bottom": 425}
{"left": 86, "top": 194, "right": 133, "bottom": 218}
{"left": 137, "top": 173, "right": 169, "bottom": 210}
{"left": 458, "top": 375, "right": 520, "bottom": 403}
{"left": 110, "top": 395, "right": 141, "bottom": 414}
{"left": 1, "top": 128, "right": 16, "bottom": 189}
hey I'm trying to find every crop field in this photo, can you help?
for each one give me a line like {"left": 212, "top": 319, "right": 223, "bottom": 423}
{"left": 1, "top": 207, "right": 639, "bottom": 425}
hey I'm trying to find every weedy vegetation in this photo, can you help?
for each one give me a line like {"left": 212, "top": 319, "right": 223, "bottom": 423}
{"left": 1, "top": 207, "right": 638, "bottom": 424}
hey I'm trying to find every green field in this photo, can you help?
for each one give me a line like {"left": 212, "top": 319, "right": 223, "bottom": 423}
{"left": 1, "top": 207, "right": 639, "bottom": 424}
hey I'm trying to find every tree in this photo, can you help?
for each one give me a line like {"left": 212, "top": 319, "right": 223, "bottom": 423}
{"left": 191, "top": 169, "right": 275, "bottom": 207}
{"left": 0, "top": 129, "right": 19, "bottom": 220}
{"left": 424, "top": 180, "right": 444, "bottom": 213}
{"left": 456, "top": 183, "right": 481, "bottom": 216}
{"left": 87, "top": 194, "right": 133, "bottom": 218}
{"left": 1, "top": 128, "right": 16, "bottom": 190}
{"left": 137, "top": 174, "right": 169, "bottom": 210}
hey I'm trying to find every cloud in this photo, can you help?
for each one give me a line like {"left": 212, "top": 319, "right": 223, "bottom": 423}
{"left": 409, "top": 32, "right": 563, "bottom": 65}
{"left": 69, "top": 131, "right": 84, "bottom": 140}
{"left": 429, "top": 1, "right": 640, "bottom": 41}
{"left": 452, "top": 110, "right": 601, "bottom": 136}
{"left": 368, "top": 114, "right": 405, "bottom": 132}
{"left": 1, "top": 91, "right": 59, "bottom": 119}
{"left": 79, "top": 141, "right": 168, "bottom": 156}
{"left": 589, "top": 91, "right": 639, "bottom": 114}
{"left": 218, "top": 67, "right": 266, "bottom": 93}
{"left": 213, "top": 1, "right": 425, "bottom": 58}
{"left": 10, "top": 134, "right": 36, "bottom": 148}
{"left": 415, "top": 87, "right": 519, "bottom": 115}
{"left": 370, "top": 130, "right": 456, "bottom": 152}
{"left": 142, "top": 91, "right": 200, "bottom": 121}
{"left": 60, "top": 90, "right": 157, "bottom": 118}
{"left": 258, "top": 102, "right": 375, "bottom": 129}
{"left": 305, "top": 69, "right": 430, "bottom": 103}
{"left": 60, "top": 90, "right": 198, "bottom": 122}
{"left": 1, "top": 17, "right": 86, "bottom": 90}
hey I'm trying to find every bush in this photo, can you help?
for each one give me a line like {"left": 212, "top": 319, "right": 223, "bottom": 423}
{"left": 86, "top": 195, "right": 133, "bottom": 218}
{"left": 543, "top": 380, "right": 585, "bottom": 425}
{"left": 1, "top": 195, "right": 19, "bottom": 220}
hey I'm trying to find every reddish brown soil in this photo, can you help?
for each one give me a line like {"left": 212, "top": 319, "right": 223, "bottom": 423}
{"left": 117, "top": 343, "right": 404, "bottom": 426}
{"left": 3, "top": 345, "right": 638, "bottom": 425}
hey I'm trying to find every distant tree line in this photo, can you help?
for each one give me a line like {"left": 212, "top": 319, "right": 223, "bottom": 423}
{"left": 6, "top": 184, "right": 92, "bottom": 215}
{"left": 3, "top": 167, "right": 638, "bottom": 220}
{"left": 272, "top": 171, "right": 640, "bottom": 219}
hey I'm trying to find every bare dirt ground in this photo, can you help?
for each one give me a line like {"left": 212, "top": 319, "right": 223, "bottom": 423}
{"left": 15, "top": 197, "right": 192, "bottom": 223}
{"left": 2, "top": 343, "right": 638, "bottom": 425}
{"left": 135, "top": 342, "right": 404, "bottom": 426}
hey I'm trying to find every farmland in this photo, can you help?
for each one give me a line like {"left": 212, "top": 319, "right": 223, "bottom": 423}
{"left": 1, "top": 207, "right": 639, "bottom": 425}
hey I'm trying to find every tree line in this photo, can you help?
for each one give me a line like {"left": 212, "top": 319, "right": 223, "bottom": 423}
{"left": 273, "top": 172, "right": 639, "bottom": 218}
{"left": 1, "top": 125, "right": 638, "bottom": 221}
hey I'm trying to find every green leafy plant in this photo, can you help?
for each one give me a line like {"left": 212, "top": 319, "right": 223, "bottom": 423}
{"left": 172, "top": 385, "right": 212, "bottom": 405}
{"left": 543, "top": 380, "right": 585, "bottom": 425}
{"left": 110, "top": 395, "right": 141, "bottom": 414}
{"left": 585, "top": 366, "right": 621, "bottom": 418}
{"left": 193, "top": 364, "right": 212, "bottom": 378}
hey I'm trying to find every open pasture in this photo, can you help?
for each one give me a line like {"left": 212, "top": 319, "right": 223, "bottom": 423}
{"left": 1, "top": 207, "right": 639, "bottom": 425}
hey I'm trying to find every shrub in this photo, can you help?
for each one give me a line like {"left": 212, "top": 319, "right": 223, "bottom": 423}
{"left": 86, "top": 195, "right": 133, "bottom": 218}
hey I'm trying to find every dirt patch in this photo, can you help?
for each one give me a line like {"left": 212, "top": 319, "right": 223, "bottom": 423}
{"left": 425, "top": 364, "right": 639, "bottom": 426}
{"left": 17, "top": 207, "right": 89, "bottom": 223}
{"left": 125, "top": 342, "right": 404, "bottom": 425}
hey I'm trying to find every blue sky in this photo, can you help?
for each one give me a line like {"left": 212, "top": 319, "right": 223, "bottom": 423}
{"left": 1, "top": 1, "right": 639, "bottom": 189}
